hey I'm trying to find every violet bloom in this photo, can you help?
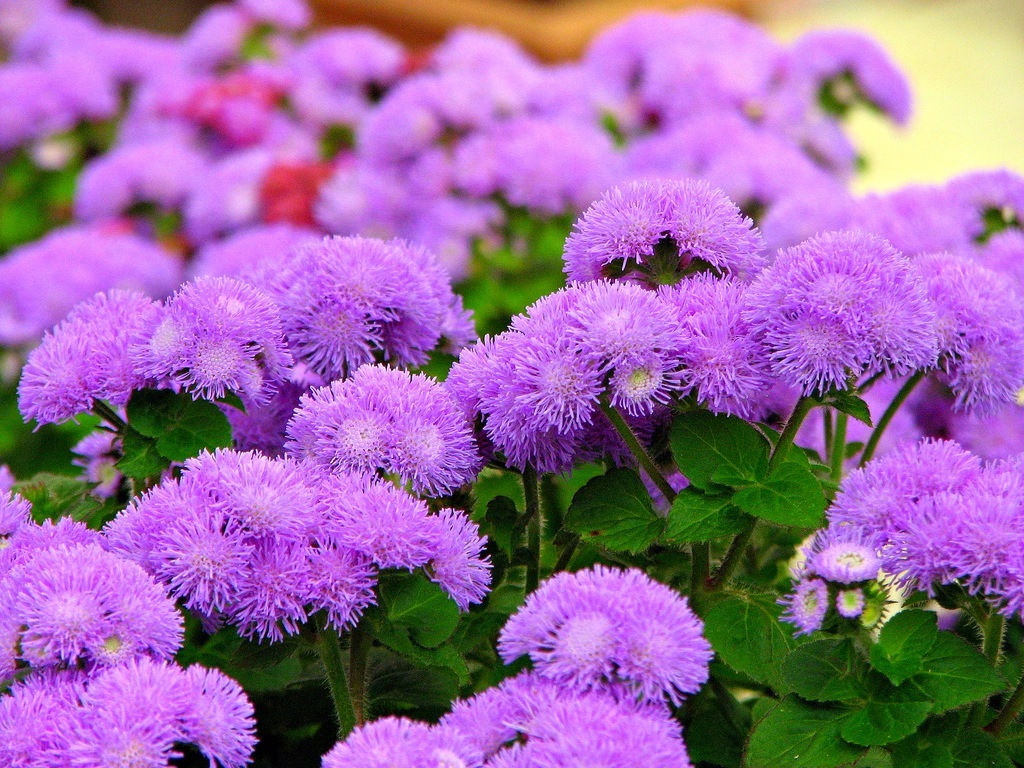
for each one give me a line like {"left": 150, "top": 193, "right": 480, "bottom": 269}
{"left": 259, "top": 235, "right": 474, "bottom": 380}
{"left": 498, "top": 566, "right": 711, "bottom": 704}
{"left": 183, "top": 148, "right": 276, "bottom": 244}
{"left": 315, "top": 472, "right": 490, "bottom": 609}
{"left": 72, "top": 430, "right": 122, "bottom": 499}
{"left": 322, "top": 716, "right": 483, "bottom": 768}
{"left": 804, "top": 527, "right": 881, "bottom": 584}
{"left": 661, "top": 275, "right": 773, "bottom": 417}
{"left": 0, "top": 674, "right": 79, "bottom": 767}
{"left": 189, "top": 223, "right": 319, "bottom": 280}
{"left": 287, "top": 365, "right": 481, "bottom": 496}
{"left": 0, "top": 543, "right": 183, "bottom": 678}
{"left": 837, "top": 588, "right": 866, "bottom": 619}
{"left": 948, "top": 168, "right": 1024, "bottom": 241}
{"left": 106, "top": 450, "right": 379, "bottom": 640}
{"left": 451, "top": 116, "right": 620, "bottom": 216}
{"left": 18, "top": 290, "right": 161, "bottom": 426}
{"left": 0, "top": 491, "right": 31, "bottom": 543}
{"left": 0, "top": 226, "right": 182, "bottom": 346}
{"left": 785, "top": 29, "right": 911, "bottom": 125}
{"left": 563, "top": 179, "right": 766, "bottom": 287}
{"left": 948, "top": 404, "right": 1024, "bottom": 461}
{"left": 914, "top": 252, "right": 1024, "bottom": 414}
{"left": 64, "top": 658, "right": 256, "bottom": 768}
{"left": 851, "top": 185, "right": 977, "bottom": 256}
{"left": 289, "top": 28, "right": 404, "bottom": 130}
{"left": 978, "top": 229, "right": 1024, "bottom": 296}
{"left": 225, "top": 379, "right": 307, "bottom": 458}
{"left": 779, "top": 577, "right": 828, "bottom": 636}
{"left": 743, "top": 230, "right": 938, "bottom": 396}
{"left": 73, "top": 138, "right": 205, "bottom": 223}
{"left": 131, "top": 276, "right": 292, "bottom": 404}
{"left": 0, "top": 62, "right": 75, "bottom": 151}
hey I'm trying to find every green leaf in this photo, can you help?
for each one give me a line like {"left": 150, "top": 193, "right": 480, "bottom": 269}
{"left": 782, "top": 638, "right": 865, "bottom": 702}
{"left": 378, "top": 571, "right": 460, "bottom": 648}
{"left": 116, "top": 427, "right": 171, "bottom": 480}
{"left": 730, "top": 460, "right": 826, "bottom": 528}
{"left": 373, "top": 620, "right": 470, "bottom": 685}
{"left": 366, "top": 648, "right": 461, "bottom": 719}
{"left": 670, "top": 411, "right": 770, "bottom": 490}
{"left": 952, "top": 730, "right": 1014, "bottom": 768}
{"left": 564, "top": 467, "right": 664, "bottom": 553}
{"left": 821, "top": 390, "right": 873, "bottom": 427}
{"left": 746, "top": 695, "right": 865, "bottom": 768}
{"left": 126, "top": 389, "right": 233, "bottom": 462}
{"left": 703, "top": 593, "right": 797, "bottom": 690}
{"left": 840, "top": 672, "right": 932, "bottom": 746}
{"left": 663, "top": 488, "right": 750, "bottom": 543}
{"left": 869, "top": 610, "right": 938, "bottom": 685}
{"left": 906, "top": 631, "right": 1006, "bottom": 713}
{"left": 479, "top": 495, "right": 520, "bottom": 555}
{"left": 13, "top": 472, "right": 103, "bottom": 523}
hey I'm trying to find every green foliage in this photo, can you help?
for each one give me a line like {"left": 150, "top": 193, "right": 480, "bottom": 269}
{"left": 564, "top": 467, "right": 665, "bottom": 553}
{"left": 13, "top": 471, "right": 117, "bottom": 527}
{"left": 746, "top": 695, "right": 866, "bottom": 768}
{"left": 126, "top": 389, "right": 233, "bottom": 463}
{"left": 377, "top": 571, "right": 461, "bottom": 649}
{"left": 783, "top": 638, "right": 865, "bottom": 702}
{"left": 664, "top": 489, "right": 750, "bottom": 543}
{"left": 869, "top": 610, "right": 939, "bottom": 685}
{"left": 703, "top": 593, "right": 799, "bottom": 691}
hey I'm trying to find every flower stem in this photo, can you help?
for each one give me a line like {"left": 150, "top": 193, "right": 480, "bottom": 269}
{"left": 710, "top": 524, "right": 755, "bottom": 589}
{"left": 349, "top": 619, "right": 371, "bottom": 728}
{"left": 988, "top": 668, "right": 1024, "bottom": 735}
{"left": 769, "top": 396, "right": 815, "bottom": 473}
{"left": 830, "top": 411, "right": 848, "bottom": 483}
{"left": 314, "top": 620, "right": 357, "bottom": 739}
{"left": 859, "top": 371, "right": 925, "bottom": 467}
{"left": 92, "top": 400, "right": 127, "bottom": 432}
{"left": 599, "top": 396, "right": 676, "bottom": 503}
{"left": 971, "top": 611, "right": 1006, "bottom": 728}
{"left": 523, "top": 464, "right": 542, "bottom": 594}
{"left": 691, "top": 542, "right": 711, "bottom": 600}
{"left": 552, "top": 534, "right": 579, "bottom": 574}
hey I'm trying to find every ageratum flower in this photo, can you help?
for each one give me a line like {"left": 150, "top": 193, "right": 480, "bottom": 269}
{"left": 18, "top": 290, "right": 161, "bottom": 425}
{"left": 322, "top": 717, "right": 483, "bottom": 768}
{"left": 131, "top": 276, "right": 292, "bottom": 404}
{"left": 0, "top": 543, "right": 183, "bottom": 678}
{"left": 948, "top": 168, "right": 1024, "bottom": 240}
{"left": 779, "top": 577, "right": 828, "bottom": 636}
{"left": 0, "top": 491, "right": 31, "bottom": 542}
{"left": 73, "top": 137, "right": 205, "bottom": 222}
{"left": 189, "top": 224, "right": 318, "bottom": 279}
{"left": 64, "top": 658, "right": 256, "bottom": 768}
{"left": 563, "top": 179, "right": 766, "bottom": 286}
{"left": 851, "top": 185, "right": 976, "bottom": 256}
{"left": 259, "top": 236, "right": 474, "bottom": 380}
{"left": 804, "top": 527, "right": 881, "bottom": 584}
{"left": 837, "top": 589, "right": 866, "bottom": 618}
{"left": 661, "top": 275, "right": 774, "bottom": 417}
{"left": 316, "top": 473, "right": 490, "bottom": 610}
{"left": 287, "top": 365, "right": 481, "bottom": 496}
{"left": 0, "top": 674, "right": 80, "bottom": 767}
{"left": 0, "top": 226, "right": 181, "bottom": 346}
{"left": 498, "top": 566, "right": 711, "bottom": 704}
{"left": 107, "top": 450, "right": 379, "bottom": 640}
{"left": 914, "top": 252, "right": 1024, "bottom": 414}
{"left": 744, "top": 230, "right": 938, "bottom": 395}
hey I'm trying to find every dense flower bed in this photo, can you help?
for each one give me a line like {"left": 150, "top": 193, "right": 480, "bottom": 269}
{"left": 2, "top": 0, "right": 1024, "bottom": 766}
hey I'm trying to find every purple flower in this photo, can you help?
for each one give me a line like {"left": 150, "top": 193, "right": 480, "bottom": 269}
{"left": 662, "top": 275, "right": 773, "bottom": 417}
{"left": 948, "top": 404, "right": 1024, "bottom": 461}
{"left": 837, "top": 589, "right": 866, "bottom": 619}
{"left": 563, "top": 179, "right": 766, "bottom": 287}
{"left": 0, "top": 674, "right": 79, "bottom": 767}
{"left": 786, "top": 29, "right": 912, "bottom": 125}
{"left": 0, "top": 543, "right": 183, "bottom": 678}
{"left": 914, "top": 252, "right": 1024, "bottom": 414}
{"left": 0, "top": 62, "right": 75, "bottom": 150}
{"left": 428, "top": 508, "right": 491, "bottom": 610}
{"left": 948, "top": 169, "right": 1024, "bottom": 240}
{"left": 18, "top": 290, "right": 161, "bottom": 425}
{"left": 0, "top": 491, "right": 31, "bottom": 541}
{"left": 978, "top": 229, "right": 1024, "bottom": 296}
{"left": 261, "top": 235, "right": 474, "bottom": 380}
{"left": 224, "top": 379, "right": 307, "bottom": 458}
{"left": 452, "top": 116, "right": 619, "bottom": 215}
{"left": 829, "top": 439, "right": 983, "bottom": 546}
{"left": 73, "top": 138, "right": 205, "bottom": 222}
{"left": 851, "top": 185, "right": 977, "bottom": 256}
{"left": 66, "top": 658, "right": 256, "bottom": 768}
{"left": 322, "top": 716, "right": 483, "bottom": 768}
{"left": 743, "top": 230, "right": 938, "bottom": 395}
{"left": 286, "top": 365, "right": 481, "bottom": 496}
{"left": 72, "top": 430, "right": 122, "bottom": 499}
{"left": 131, "top": 276, "right": 292, "bottom": 403}
{"left": 0, "top": 226, "right": 182, "bottom": 346}
{"left": 805, "top": 527, "right": 881, "bottom": 584}
{"left": 498, "top": 566, "right": 711, "bottom": 704}
{"left": 183, "top": 148, "right": 275, "bottom": 244}
{"left": 779, "top": 577, "right": 828, "bottom": 636}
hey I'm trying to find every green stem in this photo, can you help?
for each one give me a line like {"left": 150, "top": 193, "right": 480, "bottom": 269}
{"left": 769, "top": 396, "right": 816, "bottom": 473}
{"left": 691, "top": 542, "right": 711, "bottom": 600}
{"left": 710, "top": 523, "right": 755, "bottom": 589}
{"left": 599, "top": 396, "right": 676, "bottom": 503}
{"left": 92, "top": 400, "right": 127, "bottom": 432}
{"left": 988, "top": 668, "right": 1024, "bottom": 735}
{"left": 710, "top": 677, "right": 751, "bottom": 735}
{"left": 314, "top": 620, "right": 357, "bottom": 738}
{"left": 971, "top": 612, "right": 1006, "bottom": 728}
{"left": 859, "top": 371, "right": 925, "bottom": 466}
{"left": 823, "top": 409, "right": 834, "bottom": 465}
{"left": 830, "top": 411, "right": 848, "bottom": 483}
{"left": 552, "top": 534, "right": 579, "bottom": 574}
{"left": 523, "top": 465, "right": 542, "bottom": 594}
{"left": 349, "top": 620, "right": 370, "bottom": 728}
